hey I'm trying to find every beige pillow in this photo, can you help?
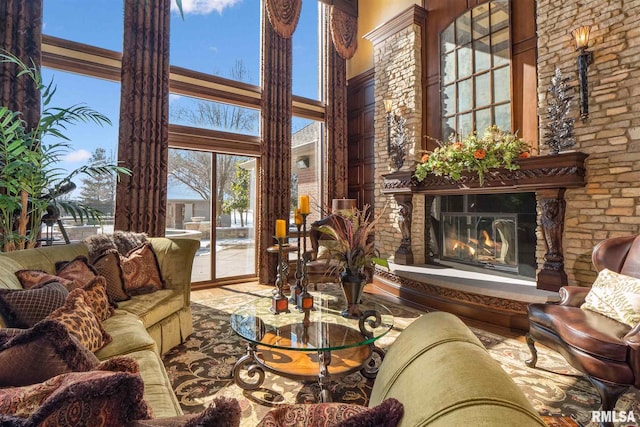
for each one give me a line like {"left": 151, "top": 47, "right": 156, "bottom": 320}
{"left": 581, "top": 268, "right": 640, "bottom": 327}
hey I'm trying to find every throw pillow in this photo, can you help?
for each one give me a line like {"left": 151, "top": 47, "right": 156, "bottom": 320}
{"left": 47, "top": 288, "right": 112, "bottom": 352}
{"left": 581, "top": 268, "right": 640, "bottom": 327}
{"left": 0, "top": 282, "right": 70, "bottom": 328}
{"left": 81, "top": 277, "right": 115, "bottom": 321}
{"left": 120, "top": 243, "right": 165, "bottom": 296}
{"left": 0, "top": 367, "right": 152, "bottom": 426}
{"left": 55, "top": 255, "right": 99, "bottom": 287}
{"left": 15, "top": 269, "right": 73, "bottom": 290}
{"left": 256, "top": 398, "right": 404, "bottom": 427}
{"left": 0, "top": 319, "right": 99, "bottom": 387}
{"left": 92, "top": 249, "right": 130, "bottom": 302}
{"left": 129, "top": 397, "right": 242, "bottom": 427}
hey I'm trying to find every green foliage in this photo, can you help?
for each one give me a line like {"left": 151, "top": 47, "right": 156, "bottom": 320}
{"left": 224, "top": 162, "right": 250, "bottom": 226}
{"left": 415, "top": 125, "right": 532, "bottom": 186}
{"left": 0, "top": 51, "right": 130, "bottom": 251}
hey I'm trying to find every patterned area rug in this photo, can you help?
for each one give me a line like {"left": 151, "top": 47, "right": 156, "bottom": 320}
{"left": 162, "top": 285, "right": 640, "bottom": 427}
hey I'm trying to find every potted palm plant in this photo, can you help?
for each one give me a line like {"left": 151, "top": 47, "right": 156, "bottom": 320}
{"left": 0, "top": 51, "right": 130, "bottom": 251}
{"left": 317, "top": 205, "right": 388, "bottom": 317}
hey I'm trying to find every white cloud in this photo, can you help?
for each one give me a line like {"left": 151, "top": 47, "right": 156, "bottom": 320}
{"left": 209, "top": 46, "right": 219, "bottom": 53}
{"left": 169, "top": 94, "right": 183, "bottom": 104}
{"left": 171, "top": 0, "right": 242, "bottom": 16}
{"left": 63, "top": 149, "right": 92, "bottom": 163}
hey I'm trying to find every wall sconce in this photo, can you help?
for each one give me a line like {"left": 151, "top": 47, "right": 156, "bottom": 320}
{"left": 572, "top": 25, "right": 593, "bottom": 122}
{"left": 384, "top": 99, "right": 393, "bottom": 153}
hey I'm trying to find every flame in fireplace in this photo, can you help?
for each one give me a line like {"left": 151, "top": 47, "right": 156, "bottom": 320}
{"left": 449, "top": 239, "right": 476, "bottom": 257}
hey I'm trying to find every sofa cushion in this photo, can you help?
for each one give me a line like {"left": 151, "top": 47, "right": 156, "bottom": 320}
{"left": 55, "top": 255, "right": 99, "bottom": 287}
{"left": 80, "top": 277, "right": 115, "bottom": 321}
{"left": 125, "top": 349, "right": 183, "bottom": 418}
{"left": 47, "top": 289, "right": 112, "bottom": 352}
{"left": 0, "top": 282, "right": 70, "bottom": 328}
{"left": 15, "top": 269, "right": 73, "bottom": 289}
{"left": 95, "top": 311, "right": 157, "bottom": 360}
{"left": 256, "top": 398, "right": 403, "bottom": 427}
{"left": 0, "top": 319, "right": 99, "bottom": 387}
{"left": 581, "top": 268, "right": 640, "bottom": 327}
{"left": 120, "top": 243, "right": 165, "bottom": 296}
{"left": 117, "top": 289, "right": 184, "bottom": 328}
{"left": 92, "top": 250, "right": 130, "bottom": 302}
{"left": 0, "top": 361, "right": 151, "bottom": 426}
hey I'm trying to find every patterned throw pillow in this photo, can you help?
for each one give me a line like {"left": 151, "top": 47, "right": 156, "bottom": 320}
{"left": 15, "top": 269, "right": 73, "bottom": 290}
{"left": 81, "top": 277, "right": 115, "bottom": 321}
{"left": 92, "top": 250, "right": 130, "bottom": 302}
{"left": 0, "top": 319, "right": 99, "bottom": 387}
{"left": 47, "top": 289, "right": 112, "bottom": 352}
{"left": 0, "top": 282, "right": 70, "bottom": 328}
{"left": 120, "top": 243, "right": 165, "bottom": 296}
{"left": 55, "top": 255, "right": 99, "bottom": 288}
{"left": 0, "top": 363, "right": 151, "bottom": 426}
{"left": 256, "top": 398, "right": 404, "bottom": 427}
{"left": 582, "top": 268, "right": 640, "bottom": 327}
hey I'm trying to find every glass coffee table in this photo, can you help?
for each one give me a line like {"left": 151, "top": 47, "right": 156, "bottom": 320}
{"left": 230, "top": 290, "right": 394, "bottom": 402}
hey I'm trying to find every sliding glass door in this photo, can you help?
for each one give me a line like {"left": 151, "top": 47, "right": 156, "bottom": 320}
{"left": 167, "top": 149, "right": 256, "bottom": 283}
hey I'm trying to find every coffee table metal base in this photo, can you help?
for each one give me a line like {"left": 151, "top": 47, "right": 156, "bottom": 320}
{"left": 232, "top": 342, "right": 384, "bottom": 402}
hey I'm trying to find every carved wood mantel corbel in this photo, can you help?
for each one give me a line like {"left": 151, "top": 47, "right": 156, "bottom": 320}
{"left": 393, "top": 193, "right": 414, "bottom": 265}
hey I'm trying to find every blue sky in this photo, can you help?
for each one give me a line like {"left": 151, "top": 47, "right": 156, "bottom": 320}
{"left": 40, "top": 0, "right": 319, "bottom": 187}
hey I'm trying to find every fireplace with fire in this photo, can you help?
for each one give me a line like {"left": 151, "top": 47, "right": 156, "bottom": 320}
{"left": 434, "top": 193, "right": 537, "bottom": 277}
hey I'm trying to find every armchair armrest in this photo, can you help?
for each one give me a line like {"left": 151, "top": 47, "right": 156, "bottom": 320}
{"left": 622, "top": 322, "right": 640, "bottom": 351}
{"left": 558, "top": 286, "right": 590, "bottom": 307}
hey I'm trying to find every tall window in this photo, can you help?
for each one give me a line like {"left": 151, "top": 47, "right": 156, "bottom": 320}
{"left": 292, "top": 0, "right": 321, "bottom": 100}
{"left": 441, "top": 1, "right": 511, "bottom": 140}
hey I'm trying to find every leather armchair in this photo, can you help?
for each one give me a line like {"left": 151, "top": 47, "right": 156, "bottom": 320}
{"left": 526, "top": 234, "right": 640, "bottom": 427}
{"left": 305, "top": 214, "right": 342, "bottom": 287}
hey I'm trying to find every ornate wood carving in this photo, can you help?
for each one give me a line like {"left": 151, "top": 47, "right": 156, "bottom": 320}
{"left": 381, "top": 152, "right": 588, "bottom": 292}
{"left": 394, "top": 194, "right": 414, "bottom": 265}
{"left": 374, "top": 268, "right": 530, "bottom": 314}
{"left": 537, "top": 188, "right": 568, "bottom": 292}
{"left": 382, "top": 152, "right": 588, "bottom": 196}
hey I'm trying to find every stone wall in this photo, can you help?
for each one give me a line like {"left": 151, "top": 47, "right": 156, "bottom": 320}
{"left": 536, "top": 0, "right": 640, "bottom": 285}
{"left": 366, "top": 8, "right": 426, "bottom": 264}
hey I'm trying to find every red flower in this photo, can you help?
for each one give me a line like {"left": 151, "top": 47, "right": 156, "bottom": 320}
{"left": 518, "top": 151, "right": 531, "bottom": 159}
{"left": 473, "top": 149, "right": 486, "bottom": 160}
{"left": 421, "top": 153, "right": 429, "bottom": 162}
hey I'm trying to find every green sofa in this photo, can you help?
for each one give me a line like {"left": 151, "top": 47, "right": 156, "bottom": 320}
{"left": 0, "top": 237, "right": 199, "bottom": 419}
{"left": 370, "top": 311, "right": 546, "bottom": 426}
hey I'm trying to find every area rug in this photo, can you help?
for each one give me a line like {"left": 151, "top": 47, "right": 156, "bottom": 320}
{"left": 162, "top": 286, "right": 640, "bottom": 427}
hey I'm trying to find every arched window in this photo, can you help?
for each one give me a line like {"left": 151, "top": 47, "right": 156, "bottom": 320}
{"left": 440, "top": 1, "right": 510, "bottom": 141}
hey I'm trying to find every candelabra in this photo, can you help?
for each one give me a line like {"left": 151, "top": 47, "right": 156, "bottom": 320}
{"left": 271, "top": 236, "right": 289, "bottom": 314}
{"left": 295, "top": 213, "right": 314, "bottom": 311}
{"left": 289, "top": 223, "right": 303, "bottom": 304}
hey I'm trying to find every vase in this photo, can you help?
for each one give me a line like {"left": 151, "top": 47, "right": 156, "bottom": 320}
{"left": 340, "top": 271, "right": 366, "bottom": 318}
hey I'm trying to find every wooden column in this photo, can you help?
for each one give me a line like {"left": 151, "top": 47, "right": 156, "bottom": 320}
{"left": 537, "top": 188, "right": 568, "bottom": 292}
{"left": 394, "top": 194, "right": 414, "bottom": 265}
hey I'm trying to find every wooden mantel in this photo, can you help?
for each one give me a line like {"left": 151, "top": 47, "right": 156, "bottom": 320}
{"left": 381, "top": 152, "right": 589, "bottom": 292}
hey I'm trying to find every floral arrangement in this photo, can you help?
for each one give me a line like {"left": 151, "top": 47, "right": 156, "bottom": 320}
{"left": 317, "top": 205, "right": 388, "bottom": 282}
{"left": 415, "top": 125, "right": 533, "bottom": 186}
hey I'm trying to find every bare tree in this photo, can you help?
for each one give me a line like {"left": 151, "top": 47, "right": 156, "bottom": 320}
{"left": 168, "top": 60, "right": 258, "bottom": 225}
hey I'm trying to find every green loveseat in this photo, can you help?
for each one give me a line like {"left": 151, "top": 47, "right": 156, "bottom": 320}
{"left": 370, "top": 311, "right": 546, "bottom": 426}
{"left": 0, "top": 237, "right": 199, "bottom": 419}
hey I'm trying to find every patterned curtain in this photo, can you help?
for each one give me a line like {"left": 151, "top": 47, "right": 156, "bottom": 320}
{"left": 0, "top": 0, "right": 42, "bottom": 132}
{"left": 324, "top": 5, "right": 350, "bottom": 201}
{"left": 258, "top": 1, "right": 300, "bottom": 285}
{"left": 264, "top": 0, "right": 302, "bottom": 38}
{"left": 115, "top": 0, "right": 171, "bottom": 236}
